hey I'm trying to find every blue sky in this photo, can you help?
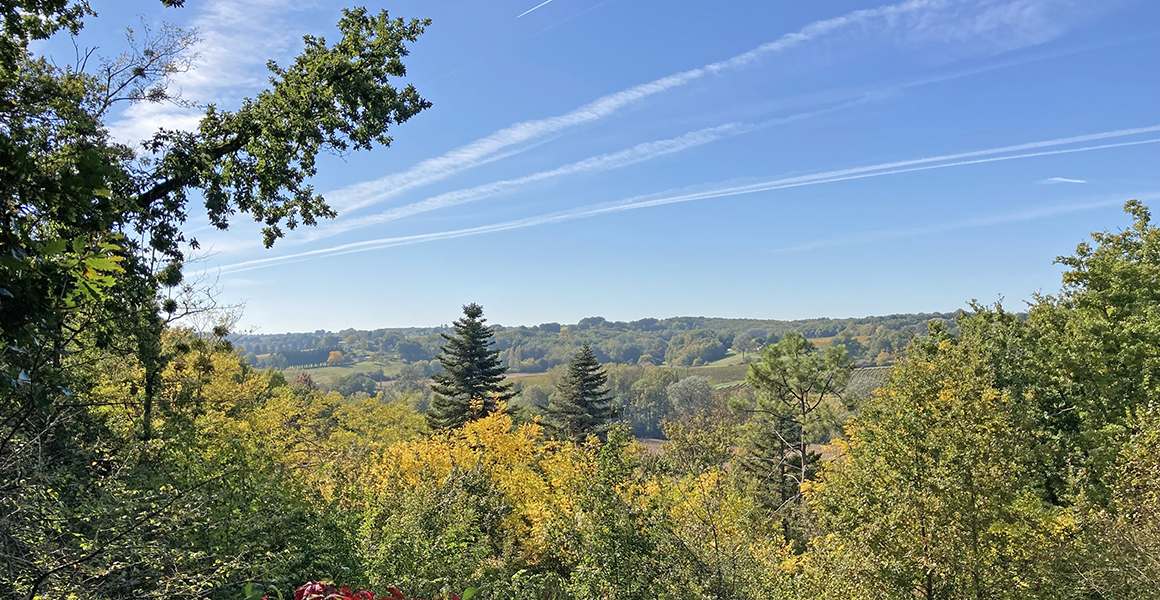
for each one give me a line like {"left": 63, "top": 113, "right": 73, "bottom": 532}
{"left": 45, "top": 0, "right": 1160, "bottom": 331}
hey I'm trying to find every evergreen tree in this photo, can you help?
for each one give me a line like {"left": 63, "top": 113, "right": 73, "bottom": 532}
{"left": 545, "top": 343, "right": 617, "bottom": 440}
{"left": 737, "top": 412, "right": 816, "bottom": 541}
{"left": 737, "top": 331, "right": 852, "bottom": 542}
{"left": 427, "top": 304, "right": 514, "bottom": 429}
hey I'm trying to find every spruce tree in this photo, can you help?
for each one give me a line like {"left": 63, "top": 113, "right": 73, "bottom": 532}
{"left": 427, "top": 303, "right": 514, "bottom": 429}
{"left": 545, "top": 343, "right": 617, "bottom": 440}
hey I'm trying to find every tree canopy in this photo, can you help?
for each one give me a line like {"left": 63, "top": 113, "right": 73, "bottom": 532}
{"left": 738, "top": 331, "right": 853, "bottom": 536}
{"left": 1, "top": 0, "right": 431, "bottom": 440}
{"left": 1, "top": 2, "right": 431, "bottom": 597}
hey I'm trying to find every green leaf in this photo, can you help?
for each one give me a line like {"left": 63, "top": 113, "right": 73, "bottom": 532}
{"left": 85, "top": 256, "right": 125, "bottom": 273}
{"left": 42, "top": 239, "right": 67, "bottom": 255}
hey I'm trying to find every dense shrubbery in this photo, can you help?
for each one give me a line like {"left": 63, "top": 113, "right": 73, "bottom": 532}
{"left": 7, "top": 202, "right": 1160, "bottom": 600}
{"left": 286, "top": 581, "right": 440, "bottom": 600}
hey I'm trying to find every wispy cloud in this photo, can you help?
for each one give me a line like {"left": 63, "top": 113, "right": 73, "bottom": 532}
{"left": 1039, "top": 176, "right": 1087, "bottom": 184}
{"left": 108, "top": 0, "right": 318, "bottom": 144}
{"left": 306, "top": 123, "right": 746, "bottom": 240}
{"left": 305, "top": 95, "right": 881, "bottom": 241}
{"left": 903, "top": 0, "right": 1101, "bottom": 51}
{"left": 216, "top": 128, "right": 1160, "bottom": 273}
{"left": 327, "top": 0, "right": 1090, "bottom": 214}
{"left": 517, "top": 0, "right": 556, "bottom": 18}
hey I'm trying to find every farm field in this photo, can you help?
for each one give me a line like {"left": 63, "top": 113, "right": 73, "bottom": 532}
{"left": 846, "top": 366, "right": 891, "bottom": 398}
{"left": 701, "top": 350, "right": 750, "bottom": 367}
{"left": 287, "top": 359, "right": 403, "bottom": 383}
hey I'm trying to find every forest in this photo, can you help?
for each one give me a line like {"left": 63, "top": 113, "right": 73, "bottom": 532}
{"left": 3, "top": 2, "right": 1159, "bottom": 600}
{"left": 232, "top": 313, "right": 940, "bottom": 438}
{"left": 233, "top": 312, "right": 954, "bottom": 371}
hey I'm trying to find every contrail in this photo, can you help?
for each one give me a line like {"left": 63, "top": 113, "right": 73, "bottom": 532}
{"left": 517, "top": 0, "right": 555, "bottom": 18}
{"left": 305, "top": 124, "right": 747, "bottom": 240}
{"left": 560, "top": 138, "right": 1160, "bottom": 217}
{"left": 306, "top": 95, "right": 879, "bottom": 241}
{"left": 314, "top": 40, "right": 1135, "bottom": 242}
{"left": 325, "top": 0, "right": 1097, "bottom": 214}
{"left": 325, "top": 0, "right": 953, "bottom": 213}
{"left": 216, "top": 129, "right": 1160, "bottom": 274}
{"left": 426, "top": 0, "right": 616, "bottom": 86}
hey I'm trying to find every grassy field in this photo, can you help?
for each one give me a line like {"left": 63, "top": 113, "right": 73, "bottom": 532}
{"left": 686, "top": 363, "right": 750, "bottom": 385}
{"left": 286, "top": 359, "right": 404, "bottom": 384}
{"left": 506, "top": 371, "right": 555, "bottom": 389}
{"left": 702, "top": 350, "right": 750, "bottom": 367}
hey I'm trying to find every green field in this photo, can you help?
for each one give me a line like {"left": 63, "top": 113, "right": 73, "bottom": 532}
{"left": 286, "top": 359, "right": 404, "bottom": 384}
{"left": 701, "top": 349, "right": 750, "bottom": 367}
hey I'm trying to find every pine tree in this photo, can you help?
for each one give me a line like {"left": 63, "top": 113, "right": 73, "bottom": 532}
{"left": 545, "top": 343, "right": 617, "bottom": 440}
{"left": 738, "top": 412, "right": 816, "bottom": 541}
{"left": 740, "top": 331, "right": 852, "bottom": 542}
{"left": 427, "top": 303, "right": 514, "bottom": 429}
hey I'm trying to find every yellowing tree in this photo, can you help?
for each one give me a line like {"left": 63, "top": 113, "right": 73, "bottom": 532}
{"left": 327, "top": 350, "right": 345, "bottom": 364}
{"left": 807, "top": 335, "right": 1063, "bottom": 600}
{"left": 353, "top": 408, "right": 599, "bottom": 594}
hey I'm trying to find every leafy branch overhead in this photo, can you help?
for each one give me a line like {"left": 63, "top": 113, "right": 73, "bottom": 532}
{"left": 2, "top": 0, "right": 432, "bottom": 437}
{"left": 139, "top": 7, "right": 433, "bottom": 250}
{"left": 2, "top": 2, "right": 433, "bottom": 596}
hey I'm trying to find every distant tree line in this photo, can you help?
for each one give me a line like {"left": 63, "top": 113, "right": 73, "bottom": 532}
{"left": 235, "top": 312, "right": 958, "bottom": 372}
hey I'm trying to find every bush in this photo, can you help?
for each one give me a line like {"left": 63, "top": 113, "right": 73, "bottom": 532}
{"left": 285, "top": 582, "right": 470, "bottom": 600}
